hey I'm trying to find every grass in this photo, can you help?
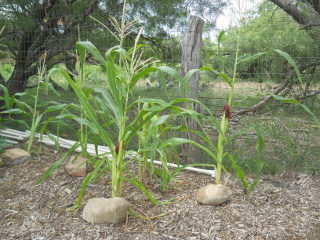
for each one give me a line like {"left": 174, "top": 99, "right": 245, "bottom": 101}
{"left": 223, "top": 114, "right": 320, "bottom": 175}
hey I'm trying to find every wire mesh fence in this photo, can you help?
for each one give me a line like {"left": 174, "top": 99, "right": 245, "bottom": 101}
{"left": 0, "top": 0, "right": 319, "bottom": 173}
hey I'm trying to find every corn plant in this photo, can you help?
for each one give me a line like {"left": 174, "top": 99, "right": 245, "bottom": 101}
{"left": 0, "top": 64, "right": 65, "bottom": 153}
{"left": 36, "top": 7, "right": 217, "bottom": 209}
{"left": 36, "top": 2, "right": 320, "bottom": 209}
{"left": 192, "top": 30, "right": 320, "bottom": 194}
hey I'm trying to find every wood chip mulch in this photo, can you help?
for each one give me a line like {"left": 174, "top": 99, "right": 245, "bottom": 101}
{"left": 1, "top": 144, "right": 319, "bottom": 240}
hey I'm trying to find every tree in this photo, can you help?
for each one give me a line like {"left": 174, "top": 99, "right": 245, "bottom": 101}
{"left": 219, "top": 3, "right": 316, "bottom": 81}
{"left": 266, "top": 0, "right": 320, "bottom": 101}
{"left": 211, "top": 0, "right": 320, "bottom": 114}
{"left": 269, "top": 0, "right": 320, "bottom": 35}
{"left": 0, "top": 0, "right": 227, "bottom": 98}
{"left": 0, "top": 0, "right": 99, "bottom": 96}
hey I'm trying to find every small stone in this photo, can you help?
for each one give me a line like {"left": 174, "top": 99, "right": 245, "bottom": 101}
{"left": 83, "top": 197, "right": 128, "bottom": 224}
{"left": 64, "top": 188, "right": 72, "bottom": 195}
{"left": 196, "top": 184, "right": 232, "bottom": 206}
{"left": 65, "top": 155, "right": 87, "bottom": 176}
{"left": 0, "top": 148, "right": 31, "bottom": 165}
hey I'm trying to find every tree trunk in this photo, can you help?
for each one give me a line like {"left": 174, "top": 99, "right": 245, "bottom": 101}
{"left": 180, "top": 15, "right": 204, "bottom": 164}
{"left": 2, "top": 0, "right": 99, "bottom": 98}
{"left": 5, "top": 31, "right": 39, "bottom": 95}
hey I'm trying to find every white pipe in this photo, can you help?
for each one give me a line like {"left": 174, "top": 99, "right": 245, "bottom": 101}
{"left": 1, "top": 128, "right": 215, "bottom": 177}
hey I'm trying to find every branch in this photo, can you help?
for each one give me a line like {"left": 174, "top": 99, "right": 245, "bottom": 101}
{"left": 35, "top": 0, "right": 59, "bottom": 24}
{"left": 69, "top": 0, "right": 99, "bottom": 29}
{"left": 299, "top": 23, "right": 320, "bottom": 30}
{"left": 296, "top": 90, "right": 320, "bottom": 101}
{"left": 233, "top": 59, "right": 320, "bottom": 116}
{"left": 234, "top": 79, "right": 289, "bottom": 116}
{"left": 29, "top": 0, "right": 100, "bottom": 65}
{"left": 128, "top": 32, "right": 175, "bottom": 60}
{"left": 305, "top": 0, "right": 320, "bottom": 15}
{"left": 269, "top": 0, "right": 309, "bottom": 25}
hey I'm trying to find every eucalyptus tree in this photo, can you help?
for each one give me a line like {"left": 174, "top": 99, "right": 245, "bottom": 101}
{"left": 0, "top": 0, "right": 227, "bottom": 98}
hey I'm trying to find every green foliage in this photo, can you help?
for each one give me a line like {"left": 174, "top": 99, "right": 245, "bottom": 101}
{"left": 0, "top": 136, "right": 13, "bottom": 154}
{"left": 225, "top": 112, "right": 320, "bottom": 176}
{"left": 0, "top": 62, "right": 14, "bottom": 81}
{"left": 197, "top": 28, "right": 320, "bottom": 193}
{"left": 37, "top": 9, "right": 217, "bottom": 209}
{"left": 211, "top": 2, "right": 318, "bottom": 86}
{"left": 0, "top": 68, "right": 65, "bottom": 153}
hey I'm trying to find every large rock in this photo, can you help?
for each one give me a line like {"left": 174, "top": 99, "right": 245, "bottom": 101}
{"left": 196, "top": 184, "right": 232, "bottom": 206}
{"left": 65, "top": 155, "right": 87, "bottom": 177}
{"left": 0, "top": 148, "right": 31, "bottom": 165}
{"left": 83, "top": 198, "right": 128, "bottom": 224}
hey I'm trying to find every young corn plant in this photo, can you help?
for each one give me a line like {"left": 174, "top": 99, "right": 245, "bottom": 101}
{"left": 195, "top": 30, "right": 320, "bottom": 194}
{"left": 37, "top": 7, "right": 215, "bottom": 209}
{"left": 0, "top": 62, "right": 64, "bottom": 153}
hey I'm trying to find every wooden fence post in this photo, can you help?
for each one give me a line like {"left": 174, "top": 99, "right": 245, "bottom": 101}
{"left": 180, "top": 15, "right": 204, "bottom": 164}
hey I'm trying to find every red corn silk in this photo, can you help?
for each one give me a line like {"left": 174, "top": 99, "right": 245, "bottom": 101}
{"left": 224, "top": 103, "right": 231, "bottom": 120}
{"left": 115, "top": 141, "right": 125, "bottom": 154}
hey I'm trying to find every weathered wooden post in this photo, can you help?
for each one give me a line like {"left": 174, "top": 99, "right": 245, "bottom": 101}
{"left": 180, "top": 15, "right": 204, "bottom": 164}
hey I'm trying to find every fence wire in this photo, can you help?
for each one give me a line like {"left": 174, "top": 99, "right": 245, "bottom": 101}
{"left": 0, "top": 0, "right": 319, "bottom": 173}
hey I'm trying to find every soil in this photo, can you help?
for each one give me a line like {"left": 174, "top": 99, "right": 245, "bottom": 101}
{"left": 1, "top": 143, "right": 320, "bottom": 240}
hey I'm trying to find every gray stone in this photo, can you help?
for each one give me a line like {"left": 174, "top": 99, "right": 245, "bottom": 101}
{"left": 196, "top": 184, "right": 232, "bottom": 206}
{"left": 65, "top": 155, "right": 87, "bottom": 177}
{"left": 83, "top": 197, "right": 128, "bottom": 224}
{"left": 0, "top": 148, "right": 31, "bottom": 165}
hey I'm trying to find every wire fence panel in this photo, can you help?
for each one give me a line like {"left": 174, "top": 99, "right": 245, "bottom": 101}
{"left": 0, "top": 0, "right": 319, "bottom": 173}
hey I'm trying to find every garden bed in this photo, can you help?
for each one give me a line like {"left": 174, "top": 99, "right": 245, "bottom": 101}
{"left": 1, "top": 142, "right": 319, "bottom": 239}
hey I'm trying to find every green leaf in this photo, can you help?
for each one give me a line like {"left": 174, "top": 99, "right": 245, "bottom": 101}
{"left": 130, "top": 67, "right": 156, "bottom": 89}
{"left": 228, "top": 154, "right": 249, "bottom": 189}
{"left": 268, "top": 93, "right": 320, "bottom": 127}
{"left": 121, "top": 175, "right": 175, "bottom": 205}
{"left": 200, "top": 67, "right": 232, "bottom": 87}
{"left": 274, "top": 49, "right": 302, "bottom": 85}
{"left": 239, "top": 51, "right": 271, "bottom": 63}
{"left": 0, "top": 84, "right": 10, "bottom": 109}
{"left": 92, "top": 87, "right": 121, "bottom": 126}
{"left": 0, "top": 108, "right": 24, "bottom": 114}
{"left": 44, "top": 103, "right": 68, "bottom": 113}
{"left": 46, "top": 82, "right": 61, "bottom": 96}
{"left": 217, "top": 31, "right": 226, "bottom": 54}
{"left": 72, "top": 157, "right": 107, "bottom": 210}
{"left": 153, "top": 115, "right": 170, "bottom": 126}
{"left": 36, "top": 142, "right": 80, "bottom": 184}
{"left": 76, "top": 41, "right": 107, "bottom": 66}
{"left": 248, "top": 126, "right": 265, "bottom": 194}
{"left": 228, "top": 124, "right": 254, "bottom": 141}
{"left": 157, "top": 66, "right": 182, "bottom": 82}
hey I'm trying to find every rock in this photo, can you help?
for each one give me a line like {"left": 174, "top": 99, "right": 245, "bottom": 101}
{"left": 0, "top": 148, "right": 31, "bottom": 165}
{"left": 65, "top": 155, "right": 87, "bottom": 176}
{"left": 196, "top": 184, "right": 232, "bottom": 206}
{"left": 83, "top": 197, "right": 128, "bottom": 224}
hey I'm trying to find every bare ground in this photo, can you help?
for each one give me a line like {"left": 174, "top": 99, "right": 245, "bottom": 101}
{"left": 1, "top": 143, "right": 320, "bottom": 240}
